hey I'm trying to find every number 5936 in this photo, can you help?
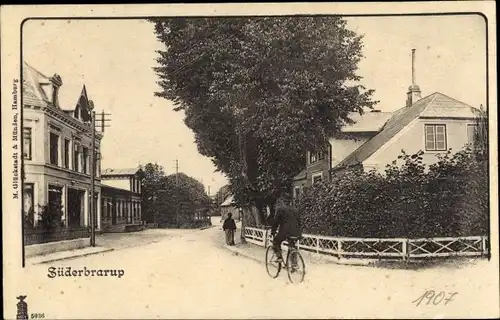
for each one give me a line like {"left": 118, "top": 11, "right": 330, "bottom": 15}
{"left": 412, "top": 290, "right": 458, "bottom": 307}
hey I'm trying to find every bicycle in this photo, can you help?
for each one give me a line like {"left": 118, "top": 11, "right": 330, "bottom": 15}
{"left": 265, "top": 235, "right": 306, "bottom": 283}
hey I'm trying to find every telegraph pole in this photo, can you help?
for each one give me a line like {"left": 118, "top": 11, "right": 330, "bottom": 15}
{"left": 88, "top": 109, "right": 110, "bottom": 247}
{"left": 95, "top": 110, "right": 112, "bottom": 133}
{"left": 89, "top": 108, "right": 96, "bottom": 247}
{"left": 175, "top": 159, "right": 179, "bottom": 228}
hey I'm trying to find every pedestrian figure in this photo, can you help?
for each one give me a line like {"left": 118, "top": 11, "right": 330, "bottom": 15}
{"left": 222, "top": 212, "right": 237, "bottom": 246}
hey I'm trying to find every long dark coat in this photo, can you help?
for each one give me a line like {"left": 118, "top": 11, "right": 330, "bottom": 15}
{"left": 222, "top": 217, "right": 237, "bottom": 230}
{"left": 271, "top": 206, "right": 302, "bottom": 238}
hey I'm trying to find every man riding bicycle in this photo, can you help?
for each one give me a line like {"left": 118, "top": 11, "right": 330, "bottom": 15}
{"left": 270, "top": 204, "right": 302, "bottom": 263}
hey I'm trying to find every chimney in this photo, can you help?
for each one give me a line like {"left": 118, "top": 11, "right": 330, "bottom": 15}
{"left": 406, "top": 49, "right": 422, "bottom": 107}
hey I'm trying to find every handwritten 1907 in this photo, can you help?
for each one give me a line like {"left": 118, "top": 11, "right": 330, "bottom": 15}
{"left": 412, "top": 290, "right": 458, "bottom": 307}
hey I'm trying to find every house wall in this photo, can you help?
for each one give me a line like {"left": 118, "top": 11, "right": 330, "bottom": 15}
{"left": 102, "top": 178, "right": 130, "bottom": 191}
{"left": 23, "top": 106, "right": 103, "bottom": 231}
{"left": 221, "top": 206, "right": 241, "bottom": 221}
{"left": 329, "top": 136, "right": 370, "bottom": 168}
{"left": 100, "top": 177, "right": 143, "bottom": 231}
{"left": 364, "top": 117, "right": 477, "bottom": 173}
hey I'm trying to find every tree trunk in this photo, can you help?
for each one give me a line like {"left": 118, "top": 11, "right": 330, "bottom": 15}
{"left": 240, "top": 207, "right": 247, "bottom": 244}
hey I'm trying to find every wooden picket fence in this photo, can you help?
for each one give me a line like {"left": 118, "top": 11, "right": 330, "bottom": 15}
{"left": 243, "top": 227, "right": 489, "bottom": 260}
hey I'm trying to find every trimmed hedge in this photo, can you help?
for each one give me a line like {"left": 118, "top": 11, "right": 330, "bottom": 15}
{"left": 297, "top": 148, "right": 489, "bottom": 238}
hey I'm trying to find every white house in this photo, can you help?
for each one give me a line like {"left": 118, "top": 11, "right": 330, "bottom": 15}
{"left": 220, "top": 195, "right": 242, "bottom": 221}
{"left": 22, "top": 62, "right": 104, "bottom": 231}
{"left": 293, "top": 51, "right": 483, "bottom": 197}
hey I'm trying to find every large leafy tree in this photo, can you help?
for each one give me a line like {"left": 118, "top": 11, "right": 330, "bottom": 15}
{"left": 155, "top": 173, "right": 211, "bottom": 226}
{"left": 140, "top": 163, "right": 167, "bottom": 222}
{"left": 150, "top": 17, "right": 377, "bottom": 223}
{"left": 140, "top": 162, "right": 210, "bottom": 225}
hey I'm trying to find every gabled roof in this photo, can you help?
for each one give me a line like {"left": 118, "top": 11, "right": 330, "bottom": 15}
{"left": 335, "top": 92, "right": 480, "bottom": 168}
{"left": 341, "top": 111, "right": 393, "bottom": 133}
{"left": 75, "top": 85, "right": 93, "bottom": 122}
{"left": 102, "top": 167, "right": 143, "bottom": 176}
{"left": 220, "top": 195, "right": 235, "bottom": 207}
{"left": 23, "top": 62, "right": 51, "bottom": 107}
{"left": 293, "top": 169, "right": 306, "bottom": 181}
{"left": 418, "top": 93, "right": 481, "bottom": 118}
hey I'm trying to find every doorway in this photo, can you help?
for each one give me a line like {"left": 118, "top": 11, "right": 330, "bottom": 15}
{"left": 67, "top": 188, "right": 84, "bottom": 228}
{"left": 111, "top": 197, "right": 117, "bottom": 225}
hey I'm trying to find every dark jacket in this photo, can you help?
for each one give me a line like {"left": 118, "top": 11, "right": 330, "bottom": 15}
{"left": 223, "top": 218, "right": 237, "bottom": 231}
{"left": 271, "top": 206, "right": 302, "bottom": 237}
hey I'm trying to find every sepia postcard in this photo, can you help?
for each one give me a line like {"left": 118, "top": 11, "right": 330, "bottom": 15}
{"left": 1, "top": 2, "right": 499, "bottom": 319}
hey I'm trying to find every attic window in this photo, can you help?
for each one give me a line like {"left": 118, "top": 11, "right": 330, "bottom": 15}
{"left": 74, "top": 105, "right": 81, "bottom": 119}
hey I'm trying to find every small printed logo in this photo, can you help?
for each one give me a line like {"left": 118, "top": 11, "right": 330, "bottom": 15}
{"left": 16, "top": 295, "right": 28, "bottom": 320}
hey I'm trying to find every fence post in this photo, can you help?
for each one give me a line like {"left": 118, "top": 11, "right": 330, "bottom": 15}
{"left": 264, "top": 229, "right": 269, "bottom": 248}
{"left": 316, "top": 236, "right": 320, "bottom": 254}
{"left": 482, "top": 236, "right": 487, "bottom": 256}
{"left": 337, "top": 239, "right": 342, "bottom": 259}
{"left": 402, "top": 239, "right": 407, "bottom": 261}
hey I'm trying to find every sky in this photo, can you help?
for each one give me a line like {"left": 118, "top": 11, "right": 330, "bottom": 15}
{"left": 22, "top": 15, "right": 487, "bottom": 194}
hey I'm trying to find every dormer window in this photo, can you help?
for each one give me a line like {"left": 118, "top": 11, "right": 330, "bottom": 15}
{"left": 309, "top": 150, "right": 325, "bottom": 164}
{"left": 74, "top": 105, "right": 81, "bottom": 120}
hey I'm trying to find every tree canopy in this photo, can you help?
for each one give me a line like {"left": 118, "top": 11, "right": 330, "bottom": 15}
{"left": 214, "top": 184, "right": 231, "bottom": 207}
{"left": 150, "top": 17, "right": 377, "bottom": 222}
{"left": 140, "top": 162, "right": 210, "bottom": 225}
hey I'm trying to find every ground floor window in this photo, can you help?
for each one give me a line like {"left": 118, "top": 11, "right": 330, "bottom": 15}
{"left": 48, "top": 185, "right": 64, "bottom": 226}
{"left": 23, "top": 183, "right": 35, "bottom": 227}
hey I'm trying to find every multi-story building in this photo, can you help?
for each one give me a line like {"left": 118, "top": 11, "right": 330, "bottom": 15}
{"left": 101, "top": 168, "right": 144, "bottom": 232}
{"left": 22, "top": 62, "right": 103, "bottom": 231}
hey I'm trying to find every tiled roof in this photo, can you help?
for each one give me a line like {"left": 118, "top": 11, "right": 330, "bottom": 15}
{"left": 335, "top": 92, "right": 465, "bottom": 168}
{"left": 341, "top": 111, "right": 393, "bottom": 133}
{"left": 102, "top": 167, "right": 142, "bottom": 176}
{"left": 220, "top": 195, "right": 235, "bottom": 207}
{"left": 23, "top": 62, "right": 51, "bottom": 107}
{"left": 419, "top": 93, "right": 480, "bottom": 118}
{"left": 293, "top": 169, "right": 306, "bottom": 181}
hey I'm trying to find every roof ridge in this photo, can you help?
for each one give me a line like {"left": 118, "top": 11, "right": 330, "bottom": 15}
{"left": 24, "top": 61, "right": 49, "bottom": 79}
{"left": 420, "top": 92, "right": 440, "bottom": 115}
{"left": 434, "top": 92, "right": 476, "bottom": 109}
{"left": 335, "top": 93, "right": 435, "bottom": 168}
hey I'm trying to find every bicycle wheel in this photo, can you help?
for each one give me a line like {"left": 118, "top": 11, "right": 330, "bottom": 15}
{"left": 265, "top": 246, "right": 281, "bottom": 278}
{"left": 286, "top": 250, "right": 305, "bottom": 283}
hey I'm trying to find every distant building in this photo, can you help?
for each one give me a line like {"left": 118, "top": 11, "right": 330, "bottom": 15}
{"left": 293, "top": 51, "right": 483, "bottom": 200}
{"left": 22, "top": 62, "right": 104, "bottom": 231}
{"left": 220, "top": 195, "right": 242, "bottom": 221}
{"left": 101, "top": 168, "right": 144, "bottom": 232}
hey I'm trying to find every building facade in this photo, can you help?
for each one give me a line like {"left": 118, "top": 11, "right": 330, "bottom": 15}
{"left": 22, "top": 62, "right": 103, "bottom": 231}
{"left": 101, "top": 168, "right": 143, "bottom": 232}
{"left": 293, "top": 58, "right": 483, "bottom": 200}
{"left": 219, "top": 195, "right": 242, "bottom": 221}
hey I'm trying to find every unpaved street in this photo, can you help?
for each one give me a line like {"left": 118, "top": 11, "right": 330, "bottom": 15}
{"left": 15, "top": 221, "right": 499, "bottom": 319}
